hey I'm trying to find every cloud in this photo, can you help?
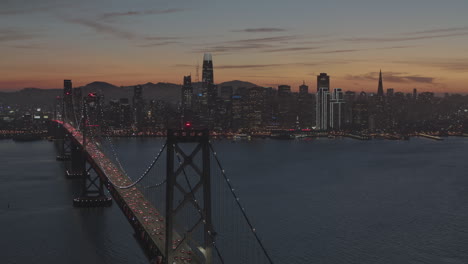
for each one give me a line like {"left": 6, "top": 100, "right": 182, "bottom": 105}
{"left": 100, "top": 8, "right": 188, "bottom": 19}
{"left": 0, "top": 29, "right": 37, "bottom": 42}
{"left": 228, "top": 35, "right": 298, "bottom": 44}
{"left": 175, "top": 63, "right": 293, "bottom": 69}
{"left": 376, "top": 45, "right": 418, "bottom": 49}
{"left": 5, "top": 44, "right": 44, "bottom": 49}
{"left": 231, "top": 28, "right": 287, "bottom": 33}
{"left": 216, "top": 64, "right": 286, "bottom": 69}
{"left": 0, "top": 8, "right": 40, "bottom": 15}
{"left": 395, "top": 59, "right": 468, "bottom": 72}
{"left": 315, "top": 49, "right": 362, "bottom": 54}
{"left": 263, "top": 46, "right": 322, "bottom": 52}
{"left": 239, "top": 75, "right": 290, "bottom": 79}
{"left": 194, "top": 35, "right": 300, "bottom": 53}
{"left": 144, "top": 36, "right": 185, "bottom": 41}
{"left": 346, "top": 72, "right": 435, "bottom": 84}
{"left": 137, "top": 41, "right": 181, "bottom": 47}
{"left": 62, "top": 17, "right": 137, "bottom": 39}
{"left": 403, "top": 26, "right": 468, "bottom": 35}
{"left": 194, "top": 43, "right": 273, "bottom": 53}
{"left": 0, "top": 2, "right": 79, "bottom": 15}
{"left": 343, "top": 32, "right": 468, "bottom": 43}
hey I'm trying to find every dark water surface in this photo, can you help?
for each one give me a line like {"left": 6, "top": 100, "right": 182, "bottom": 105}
{"left": 2, "top": 137, "right": 468, "bottom": 264}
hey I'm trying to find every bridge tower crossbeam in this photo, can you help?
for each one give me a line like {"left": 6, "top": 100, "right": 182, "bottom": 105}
{"left": 165, "top": 129, "right": 214, "bottom": 264}
{"left": 73, "top": 94, "right": 112, "bottom": 207}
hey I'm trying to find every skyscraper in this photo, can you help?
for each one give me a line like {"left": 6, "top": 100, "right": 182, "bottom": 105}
{"left": 278, "top": 85, "right": 291, "bottom": 96}
{"left": 182, "top": 75, "right": 193, "bottom": 109}
{"left": 316, "top": 73, "right": 330, "bottom": 130}
{"left": 377, "top": 70, "right": 384, "bottom": 97}
{"left": 387, "top": 88, "right": 394, "bottom": 97}
{"left": 132, "top": 85, "right": 144, "bottom": 129}
{"left": 299, "top": 81, "right": 309, "bottom": 95}
{"left": 329, "top": 88, "right": 345, "bottom": 130}
{"left": 63, "top": 80, "right": 73, "bottom": 123}
{"left": 202, "top": 53, "right": 215, "bottom": 106}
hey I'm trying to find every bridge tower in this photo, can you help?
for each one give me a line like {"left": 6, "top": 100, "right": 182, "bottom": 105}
{"left": 165, "top": 128, "right": 214, "bottom": 264}
{"left": 73, "top": 93, "right": 112, "bottom": 207}
{"left": 56, "top": 81, "right": 74, "bottom": 161}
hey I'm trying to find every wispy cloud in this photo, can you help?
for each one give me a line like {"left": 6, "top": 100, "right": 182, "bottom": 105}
{"left": 61, "top": 17, "right": 137, "bottom": 39}
{"left": 100, "top": 8, "right": 188, "bottom": 19}
{"left": 194, "top": 35, "right": 300, "bottom": 53}
{"left": 0, "top": 29, "right": 38, "bottom": 42}
{"left": 0, "top": 8, "right": 42, "bottom": 15}
{"left": 137, "top": 41, "right": 181, "bottom": 47}
{"left": 263, "top": 46, "right": 322, "bottom": 53}
{"left": 346, "top": 72, "right": 435, "bottom": 84}
{"left": 229, "top": 35, "right": 298, "bottom": 44}
{"left": 315, "top": 49, "right": 362, "bottom": 54}
{"left": 176, "top": 61, "right": 340, "bottom": 70}
{"left": 194, "top": 43, "right": 273, "bottom": 53}
{"left": 217, "top": 64, "right": 286, "bottom": 69}
{"left": 231, "top": 28, "right": 287, "bottom": 33}
{"left": 403, "top": 26, "right": 468, "bottom": 35}
{"left": 395, "top": 59, "right": 468, "bottom": 72}
{"left": 144, "top": 36, "right": 185, "bottom": 41}
{"left": 5, "top": 44, "right": 44, "bottom": 49}
{"left": 343, "top": 32, "right": 468, "bottom": 43}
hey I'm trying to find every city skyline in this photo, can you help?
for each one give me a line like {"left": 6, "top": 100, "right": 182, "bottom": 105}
{"left": 1, "top": 1, "right": 468, "bottom": 93}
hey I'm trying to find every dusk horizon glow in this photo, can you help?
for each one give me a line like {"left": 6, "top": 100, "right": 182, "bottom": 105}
{"left": 1, "top": 0, "right": 468, "bottom": 93}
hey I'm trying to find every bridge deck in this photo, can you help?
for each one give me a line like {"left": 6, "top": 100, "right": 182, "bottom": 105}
{"left": 60, "top": 122, "right": 199, "bottom": 263}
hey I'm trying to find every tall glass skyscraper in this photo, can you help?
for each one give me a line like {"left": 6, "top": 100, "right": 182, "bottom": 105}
{"left": 202, "top": 53, "right": 215, "bottom": 106}
{"left": 316, "top": 73, "right": 330, "bottom": 130}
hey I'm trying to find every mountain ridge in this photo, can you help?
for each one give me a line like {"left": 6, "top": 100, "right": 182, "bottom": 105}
{"left": 0, "top": 80, "right": 261, "bottom": 107}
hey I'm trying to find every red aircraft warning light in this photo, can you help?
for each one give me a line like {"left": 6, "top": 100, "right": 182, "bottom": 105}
{"left": 184, "top": 122, "right": 192, "bottom": 129}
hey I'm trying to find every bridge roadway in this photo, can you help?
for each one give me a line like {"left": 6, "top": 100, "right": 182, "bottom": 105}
{"left": 57, "top": 121, "right": 200, "bottom": 264}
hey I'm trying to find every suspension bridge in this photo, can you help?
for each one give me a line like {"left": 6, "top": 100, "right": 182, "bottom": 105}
{"left": 48, "top": 83, "right": 274, "bottom": 264}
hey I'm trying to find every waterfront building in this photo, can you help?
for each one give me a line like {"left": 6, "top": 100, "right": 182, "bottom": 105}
{"left": 329, "top": 88, "right": 345, "bottom": 130}
{"left": 278, "top": 85, "right": 291, "bottom": 96}
{"left": 182, "top": 75, "right": 193, "bottom": 109}
{"left": 133, "top": 85, "right": 144, "bottom": 129}
{"left": 299, "top": 81, "right": 309, "bottom": 95}
{"left": 387, "top": 88, "right": 394, "bottom": 97}
{"left": 316, "top": 73, "right": 330, "bottom": 130}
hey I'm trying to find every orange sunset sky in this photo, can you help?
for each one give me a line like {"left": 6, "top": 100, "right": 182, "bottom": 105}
{"left": 1, "top": 0, "right": 468, "bottom": 94}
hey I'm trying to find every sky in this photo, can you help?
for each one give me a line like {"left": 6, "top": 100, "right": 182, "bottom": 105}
{"left": 1, "top": 0, "right": 468, "bottom": 93}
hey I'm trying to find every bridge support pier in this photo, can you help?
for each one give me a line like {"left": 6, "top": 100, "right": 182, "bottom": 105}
{"left": 73, "top": 158, "right": 112, "bottom": 207}
{"left": 56, "top": 131, "right": 72, "bottom": 161}
{"left": 66, "top": 141, "right": 84, "bottom": 178}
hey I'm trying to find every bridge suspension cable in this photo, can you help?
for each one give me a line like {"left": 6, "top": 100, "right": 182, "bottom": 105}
{"left": 91, "top": 103, "right": 167, "bottom": 189}
{"left": 80, "top": 101, "right": 168, "bottom": 190}
{"left": 104, "top": 142, "right": 167, "bottom": 189}
{"left": 71, "top": 94, "right": 81, "bottom": 131}
{"left": 173, "top": 144, "right": 226, "bottom": 263}
{"left": 209, "top": 142, "right": 275, "bottom": 264}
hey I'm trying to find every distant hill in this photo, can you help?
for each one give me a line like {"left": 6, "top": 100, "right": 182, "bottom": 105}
{"left": 219, "top": 80, "right": 258, "bottom": 90}
{"left": 79, "top": 82, "right": 182, "bottom": 104}
{"left": 0, "top": 80, "right": 260, "bottom": 108}
{"left": 0, "top": 88, "right": 61, "bottom": 107}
